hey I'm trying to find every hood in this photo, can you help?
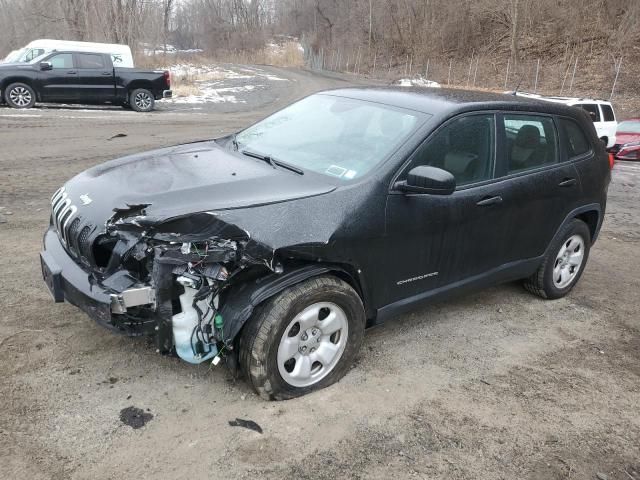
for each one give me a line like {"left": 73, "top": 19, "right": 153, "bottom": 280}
{"left": 61, "top": 141, "right": 336, "bottom": 230}
{"left": 0, "top": 62, "right": 31, "bottom": 69}
{"left": 615, "top": 132, "right": 640, "bottom": 146}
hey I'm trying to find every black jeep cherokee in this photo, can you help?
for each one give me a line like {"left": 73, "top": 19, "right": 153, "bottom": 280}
{"left": 40, "top": 88, "right": 610, "bottom": 399}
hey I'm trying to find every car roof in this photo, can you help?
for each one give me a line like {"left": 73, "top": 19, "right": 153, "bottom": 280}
{"left": 320, "top": 86, "right": 583, "bottom": 118}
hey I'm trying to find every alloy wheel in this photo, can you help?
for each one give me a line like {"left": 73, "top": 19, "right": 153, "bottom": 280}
{"left": 134, "top": 91, "right": 152, "bottom": 110}
{"left": 9, "top": 86, "right": 32, "bottom": 107}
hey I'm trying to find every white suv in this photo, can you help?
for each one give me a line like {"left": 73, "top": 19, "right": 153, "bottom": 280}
{"left": 512, "top": 93, "right": 617, "bottom": 148}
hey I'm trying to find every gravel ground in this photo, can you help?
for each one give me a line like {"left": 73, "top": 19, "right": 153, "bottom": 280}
{"left": 0, "top": 67, "right": 639, "bottom": 480}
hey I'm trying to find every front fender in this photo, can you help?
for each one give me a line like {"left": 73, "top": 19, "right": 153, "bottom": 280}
{"left": 219, "top": 265, "right": 339, "bottom": 343}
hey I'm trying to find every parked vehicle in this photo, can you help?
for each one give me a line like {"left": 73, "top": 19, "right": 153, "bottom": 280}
{"left": 2, "top": 49, "right": 23, "bottom": 64}
{"left": 0, "top": 51, "right": 171, "bottom": 112}
{"left": 608, "top": 118, "right": 640, "bottom": 161}
{"left": 2, "top": 39, "right": 134, "bottom": 67}
{"left": 40, "top": 88, "right": 610, "bottom": 399}
{"left": 513, "top": 93, "right": 617, "bottom": 149}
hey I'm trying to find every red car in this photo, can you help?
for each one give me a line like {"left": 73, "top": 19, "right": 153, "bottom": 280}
{"left": 609, "top": 118, "right": 640, "bottom": 160}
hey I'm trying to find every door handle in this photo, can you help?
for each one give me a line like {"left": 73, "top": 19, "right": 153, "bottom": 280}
{"left": 558, "top": 178, "right": 577, "bottom": 187}
{"left": 476, "top": 195, "right": 503, "bottom": 207}
{"left": 67, "top": 71, "right": 77, "bottom": 75}
{"left": 101, "top": 72, "right": 112, "bottom": 76}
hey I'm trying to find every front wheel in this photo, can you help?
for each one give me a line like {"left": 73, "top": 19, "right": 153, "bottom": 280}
{"left": 524, "top": 219, "right": 591, "bottom": 299}
{"left": 5, "top": 83, "right": 36, "bottom": 109}
{"left": 129, "top": 88, "right": 155, "bottom": 112}
{"left": 239, "top": 276, "right": 365, "bottom": 400}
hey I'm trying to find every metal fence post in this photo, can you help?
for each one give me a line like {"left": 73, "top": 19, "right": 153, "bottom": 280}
{"left": 504, "top": 57, "right": 510, "bottom": 90}
{"left": 569, "top": 56, "right": 578, "bottom": 93}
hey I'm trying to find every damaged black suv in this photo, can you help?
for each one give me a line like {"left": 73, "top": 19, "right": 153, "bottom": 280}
{"left": 41, "top": 88, "right": 610, "bottom": 399}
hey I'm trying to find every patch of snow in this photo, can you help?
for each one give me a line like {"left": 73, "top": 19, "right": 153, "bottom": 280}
{"left": 397, "top": 77, "right": 441, "bottom": 88}
{"left": 163, "top": 84, "right": 262, "bottom": 104}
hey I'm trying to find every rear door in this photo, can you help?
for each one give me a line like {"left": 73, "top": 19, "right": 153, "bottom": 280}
{"left": 73, "top": 53, "right": 114, "bottom": 103}
{"left": 495, "top": 113, "right": 583, "bottom": 263}
{"left": 37, "top": 53, "right": 77, "bottom": 102}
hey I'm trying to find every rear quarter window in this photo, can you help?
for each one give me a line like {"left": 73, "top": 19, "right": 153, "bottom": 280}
{"left": 559, "top": 119, "right": 591, "bottom": 158}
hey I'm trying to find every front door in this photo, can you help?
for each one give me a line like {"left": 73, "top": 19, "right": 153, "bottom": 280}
{"left": 384, "top": 113, "right": 512, "bottom": 304}
{"left": 37, "top": 53, "right": 77, "bottom": 102}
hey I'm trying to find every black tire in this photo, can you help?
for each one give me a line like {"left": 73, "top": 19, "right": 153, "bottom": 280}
{"left": 524, "top": 219, "right": 591, "bottom": 299}
{"left": 239, "top": 276, "right": 365, "bottom": 400}
{"left": 129, "top": 88, "right": 155, "bottom": 112}
{"left": 4, "top": 82, "right": 36, "bottom": 109}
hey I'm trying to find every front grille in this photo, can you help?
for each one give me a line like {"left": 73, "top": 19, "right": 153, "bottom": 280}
{"left": 78, "top": 226, "right": 92, "bottom": 258}
{"left": 51, "top": 187, "right": 77, "bottom": 245}
{"left": 51, "top": 187, "right": 95, "bottom": 261}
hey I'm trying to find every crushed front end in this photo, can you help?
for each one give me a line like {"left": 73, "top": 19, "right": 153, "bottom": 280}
{"left": 40, "top": 186, "right": 276, "bottom": 365}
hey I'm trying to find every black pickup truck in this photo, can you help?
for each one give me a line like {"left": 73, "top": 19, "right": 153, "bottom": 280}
{"left": 0, "top": 51, "right": 171, "bottom": 112}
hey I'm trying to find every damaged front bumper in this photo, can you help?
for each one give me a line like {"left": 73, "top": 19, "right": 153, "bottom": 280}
{"left": 40, "top": 227, "right": 158, "bottom": 335}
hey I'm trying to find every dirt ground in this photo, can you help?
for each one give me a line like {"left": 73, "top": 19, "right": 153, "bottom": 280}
{"left": 1, "top": 67, "right": 639, "bottom": 480}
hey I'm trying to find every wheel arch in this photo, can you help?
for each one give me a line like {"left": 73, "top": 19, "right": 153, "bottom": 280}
{"left": 1, "top": 77, "right": 37, "bottom": 96}
{"left": 218, "top": 263, "right": 369, "bottom": 344}
{"left": 126, "top": 81, "right": 154, "bottom": 96}
{"left": 546, "top": 204, "right": 602, "bottom": 257}
{"left": 574, "top": 209, "right": 600, "bottom": 242}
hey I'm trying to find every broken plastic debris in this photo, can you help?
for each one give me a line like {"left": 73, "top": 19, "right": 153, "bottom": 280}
{"left": 228, "top": 418, "right": 263, "bottom": 434}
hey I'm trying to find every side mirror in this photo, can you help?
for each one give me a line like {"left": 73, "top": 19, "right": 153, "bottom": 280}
{"left": 394, "top": 166, "right": 456, "bottom": 195}
{"left": 40, "top": 61, "right": 52, "bottom": 71}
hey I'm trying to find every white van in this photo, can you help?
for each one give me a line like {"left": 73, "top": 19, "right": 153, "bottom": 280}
{"left": 4, "top": 39, "right": 134, "bottom": 68}
{"left": 512, "top": 92, "right": 617, "bottom": 148}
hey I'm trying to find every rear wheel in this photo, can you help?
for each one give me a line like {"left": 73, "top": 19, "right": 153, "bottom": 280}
{"left": 5, "top": 83, "right": 36, "bottom": 109}
{"left": 239, "top": 276, "right": 365, "bottom": 400}
{"left": 524, "top": 219, "right": 591, "bottom": 299}
{"left": 129, "top": 88, "right": 154, "bottom": 112}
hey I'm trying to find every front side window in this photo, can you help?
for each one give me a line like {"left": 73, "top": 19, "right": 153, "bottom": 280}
{"left": 601, "top": 104, "right": 615, "bottom": 122}
{"left": 76, "top": 53, "right": 105, "bottom": 69}
{"left": 48, "top": 53, "right": 74, "bottom": 69}
{"left": 235, "top": 94, "right": 425, "bottom": 180}
{"left": 577, "top": 103, "right": 600, "bottom": 122}
{"left": 402, "top": 114, "right": 495, "bottom": 186}
{"left": 559, "top": 118, "right": 591, "bottom": 158}
{"left": 504, "top": 115, "right": 558, "bottom": 173}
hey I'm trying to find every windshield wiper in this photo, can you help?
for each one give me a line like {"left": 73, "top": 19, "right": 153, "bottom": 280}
{"left": 231, "top": 133, "right": 239, "bottom": 151}
{"left": 241, "top": 149, "right": 304, "bottom": 175}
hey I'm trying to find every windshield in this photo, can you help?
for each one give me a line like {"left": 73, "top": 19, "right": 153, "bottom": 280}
{"left": 3, "top": 48, "right": 27, "bottom": 63}
{"left": 29, "top": 52, "right": 52, "bottom": 64}
{"left": 235, "top": 94, "right": 425, "bottom": 180}
{"left": 617, "top": 121, "right": 640, "bottom": 134}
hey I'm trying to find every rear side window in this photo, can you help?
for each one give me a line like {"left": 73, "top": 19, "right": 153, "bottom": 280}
{"left": 559, "top": 119, "right": 591, "bottom": 158}
{"left": 48, "top": 53, "right": 74, "bottom": 69}
{"left": 601, "top": 104, "right": 615, "bottom": 122}
{"left": 76, "top": 54, "right": 106, "bottom": 69}
{"left": 503, "top": 115, "right": 558, "bottom": 173}
{"left": 577, "top": 104, "right": 600, "bottom": 122}
{"left": 405, "top": 114, "right": 495, "bottom": 186}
